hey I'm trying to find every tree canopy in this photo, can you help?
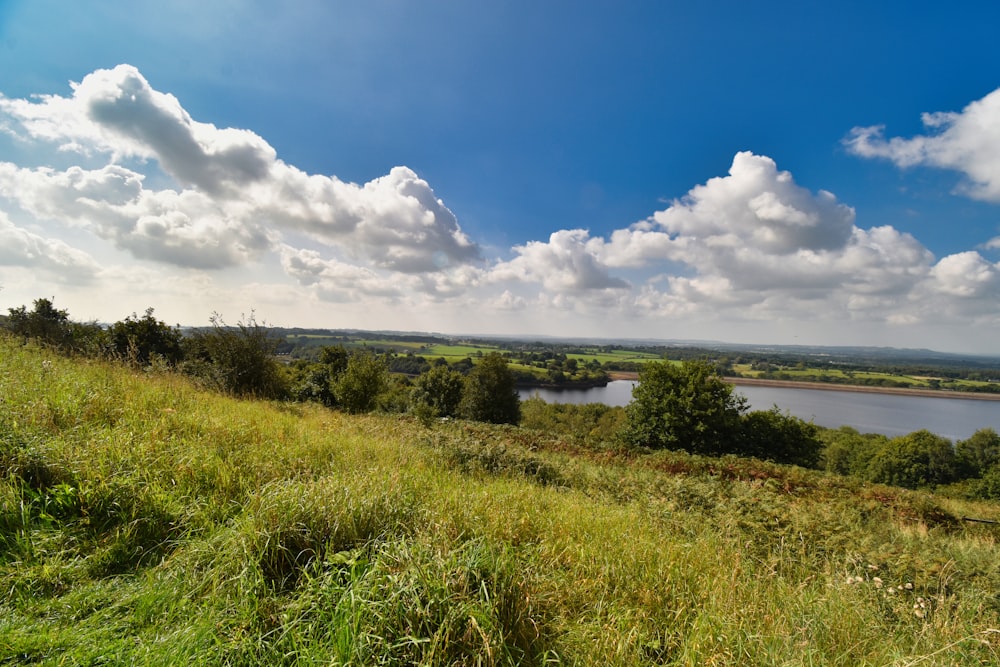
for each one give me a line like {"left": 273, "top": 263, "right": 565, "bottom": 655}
{"left": 622, "top": 360, "right": 746, "bottom": 455}
{"left": 459, "top": 352, "right": 521, "bottom": 425}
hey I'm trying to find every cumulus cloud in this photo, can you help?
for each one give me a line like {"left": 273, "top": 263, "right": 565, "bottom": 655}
{"left": 928, "top": 251, "right": 999, "bottom": 298}
{"left": 489, "top": 229, "right": 629, "bottom": 291}
{"left": 473, "top": 151, "right": 998, "bottom": 330}
{"left": 845, "top": 87, "right": 1000, "bottom": 202}
{"left": 0, "top": 210, "right": 100, "bottom": 281}
{"left": 0, "top": 64, "right": 480, "bottom": 278}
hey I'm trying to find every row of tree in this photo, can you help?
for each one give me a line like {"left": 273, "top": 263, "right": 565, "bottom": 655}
{"left": 8, "top": 298, "right": 999, "bottom": 497}
{"left": 3, "top": 298, "right": 521, "bottom": 424}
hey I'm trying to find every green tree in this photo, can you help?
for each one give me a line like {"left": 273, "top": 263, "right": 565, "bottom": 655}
{"left": 621, "top": 359, "right": 746, "bottom": 454}
{"left": 6, "top": 297, "right": 105, "bottom": 354}
{"left": 182, "top": 312, "right": 286, "bottom": 399}
{"left": 739, "top": 408, "right": 822, "bottom": 468}
{"left": 866, "top": 430, "right": 959, "bottom": 489}
{"left": 410, "top": 364, "right": 465, "bottom": 420}
{"left": 955, "top": 428, "right": 1000, "bottom": 478}
{"left": 107, "top": 308, "right": 183, "bottom": 366}
{"left": 459, "top": 352, "right": 521, "bottom": 425}
{"left": 289, "top": 345, "right": 349, "bottom": 406}
{"left": 335, "top": 352, "right": 389, "bottom": 414}
{"left": 820, "top": 427, "right": 887, "bottom": 478}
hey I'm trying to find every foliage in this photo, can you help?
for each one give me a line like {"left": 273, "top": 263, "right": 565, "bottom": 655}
{"left": 336, "top": 352, "right": 390, "bottom": 414}
{"left": 520, "top": 397, "right": 626, "bottom": 448}
{"left": 182, "top": 312, "right": 287, "bottom": 399}
{"left": 5, "top": 297, "right": 106, "bottom": 354}
{"left": 956, "top": 427, "right": 1000, "bottom": 478}
{"left": 865, "top": 429, "right": 960, "bottom": 489}
{"left": 820, "top": 426, "right": 887, "bottom": 477}
{"left": 738, "top": 407, "right": 823, "bottom": 468}
{"left": 622, "top": 359, "right": 747, "bottom": 455}
{"left": 106, "top": 307, "right": 184, "bottom": 367}
{"left": 288, "top": 345, "right": 349, "bottom": 406}
{"left": 459, "top": 352, "right": 521, "bottom": 425}
{"left": 410, "top": 364, "right": 465, "bottom": 420}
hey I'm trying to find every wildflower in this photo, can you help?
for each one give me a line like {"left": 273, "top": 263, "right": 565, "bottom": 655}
{"left": 867, "top": 564, "right": 879, "bottom": 571}
{"left": 872, "top": 577, "right": 883, "bottom": 588}
{"left": 904, "top": 582, "right": 913, "bottom": 590}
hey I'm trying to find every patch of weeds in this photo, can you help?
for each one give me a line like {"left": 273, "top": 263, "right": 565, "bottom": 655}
{"left": 266, "top": 537, "right": 555, "bottom": 665}
{"left": 81, "top": 481, "right": 184, "bottom": 576}
{"left": 430, "top": 428, "right": 565, "bottom": 487}
{"left": 245, "top": 476, "right": 420, "bottom": 590}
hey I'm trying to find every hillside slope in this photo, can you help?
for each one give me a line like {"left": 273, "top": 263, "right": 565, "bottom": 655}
{"left": 1, "top": 337, "right": 999, "bottom": 665}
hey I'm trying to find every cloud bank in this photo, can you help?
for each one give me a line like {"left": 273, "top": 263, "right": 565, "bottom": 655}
{"left": 1, "top": 66, "right": 998, "bottom": 350}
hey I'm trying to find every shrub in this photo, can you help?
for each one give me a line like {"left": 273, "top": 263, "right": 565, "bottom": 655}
{"left": 621, "top": 360, "right": 746, "bottom": 455}
{"left": 738, "top": 408, "right": 822, "bottom": 468}
{"left": 459, "top": 352, "right": 521, "bottom": 425}
{"left": 336, "top": 352, "right": 389, "bottom": 414}
{"left": 182, "top": 312, "right": 287, "bottom": 399}
{"left": 5, "top": 297, "right": 106, "bottom": 354}
{"left": 410, "top": 365, "right": 465, "bottom": 419}
{"left": 865, "top": 430, "right": 959, "bottom": 489}
{"left": 107, "top": 308, "right": 183, "bottom": 366}
{"left": 956, "top": 428, "right": 1000, "bottom": 478}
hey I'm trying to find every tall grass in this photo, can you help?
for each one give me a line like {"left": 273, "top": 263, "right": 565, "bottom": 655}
{"left": 1, "top": 335, "right": 999, "bottom": 664}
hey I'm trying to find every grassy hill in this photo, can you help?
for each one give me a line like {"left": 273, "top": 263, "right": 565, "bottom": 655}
{"left": 2, "top": 336, "right": 999, "bottom": 665}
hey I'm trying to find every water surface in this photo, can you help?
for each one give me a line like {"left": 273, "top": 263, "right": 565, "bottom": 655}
{"left": 520, "top": 381, "right": 1000, "bottom": 441}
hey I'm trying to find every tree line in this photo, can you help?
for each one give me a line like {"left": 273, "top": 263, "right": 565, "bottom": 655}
{"left": 7, "top": 297, "right": 999, "bottom": 499}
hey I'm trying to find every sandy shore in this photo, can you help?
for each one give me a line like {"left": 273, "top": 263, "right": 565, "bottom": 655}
{"left": 606, "top": 371, "right": 1000, "bottom": 401}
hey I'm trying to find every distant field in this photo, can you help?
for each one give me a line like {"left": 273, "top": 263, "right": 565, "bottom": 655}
{"left": 732, "top": 364, "right": 998, "bottom": 391}
{"left": 287, "top": 336, "right": 664, "bottom": 366}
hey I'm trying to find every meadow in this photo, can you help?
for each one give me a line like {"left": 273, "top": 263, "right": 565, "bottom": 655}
{"left": 2, "top": 336, "right": 1000, "bottom": 665}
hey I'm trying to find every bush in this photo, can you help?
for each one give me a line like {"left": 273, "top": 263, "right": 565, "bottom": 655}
{"left": 820, "top": 426, "right": 887, "bottom": 477}
{"left": 865, "top": 430, "right": 959, "bottom": 489}
{"left": 738, "top": 408, "right": 822, "bottom": 468}
{"left": 956, "top": 428, "right": 1000, "bottom": 478}
{"left": 289, "top": 345, "right": 350, "bottom": 406}
{"left": 410, "top": 365, "right": 465, "bottom": 420}
{"left": 182, "top": 312, "right": 287, "bottom": 399}
{"left": 107, "top": 308, "right": 183, "bottom": 367}
{"left": 520, "top": 397, "right": 625, "bottom": 449}
{"left": 621, "top": 360, "right": 746, "bottom": 455}
{"left": 5, "top": 298, "right": 106, "bottom": 354}
{"left": 336, "top": 352, "right": 389, "bottom": 414}
{"left": 459, "top": 352, "right": 521, "bottom": 425}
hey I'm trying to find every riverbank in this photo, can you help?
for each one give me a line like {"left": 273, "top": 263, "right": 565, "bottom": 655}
{"left": 606, "top": 370, "right": 1000, "bottom": 401}
{"left": 729, "top": 377, "right": 1000, "bottom": 400}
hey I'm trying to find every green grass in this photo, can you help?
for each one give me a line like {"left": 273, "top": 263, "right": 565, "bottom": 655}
{"left": 2, "top": 336, "right": 999, "bottom": 665}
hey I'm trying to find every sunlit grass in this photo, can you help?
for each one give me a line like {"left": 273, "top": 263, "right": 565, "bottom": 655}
{"left": 2, "top": 335, "right": 999, "bottom": 664}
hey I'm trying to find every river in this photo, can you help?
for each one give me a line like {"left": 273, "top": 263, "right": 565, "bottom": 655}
{"left": 519, "top": 381, "right": 1000, "bottom": 441}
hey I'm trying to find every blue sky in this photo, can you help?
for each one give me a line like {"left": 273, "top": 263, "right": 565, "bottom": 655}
{"left": 2, "top": 1, "right": 1000, "bottom": 353}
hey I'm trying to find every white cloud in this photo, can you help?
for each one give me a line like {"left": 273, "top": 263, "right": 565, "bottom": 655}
{"left": 490, "top": 229, "right": 629, "bottom": 291}
{"left": 650, "top": 151, "right": 856, "bottom": 254}
{"left": 0, "top": 162, "right": 273, "bottom": 268}
{"left": 0, "top": 209, "right": 100, "bottom": 281}
{"left": 0, "top": 64, "right": 480, "bottom": 276}
{"left": 845, "top": 87, "right": 1000, "bottom": 202}
{"left": 927, "top": 251, "right": 999, "bottom": 298}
